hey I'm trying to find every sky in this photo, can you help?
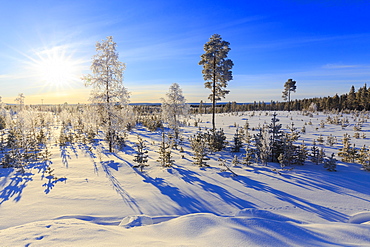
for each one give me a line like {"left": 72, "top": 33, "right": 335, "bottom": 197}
{"left": 1, "top": 0, "right": 370, "bottom": 104}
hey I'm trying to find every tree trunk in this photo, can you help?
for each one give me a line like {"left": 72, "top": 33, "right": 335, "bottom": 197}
{"left": 106, "top": 68, "right": 113, "bottom": 152}
{"left": 288, "top": 89, "right": 291, "bottom": 112}
{"left": 212, "top": 55, "right": 216, "bottom": 132}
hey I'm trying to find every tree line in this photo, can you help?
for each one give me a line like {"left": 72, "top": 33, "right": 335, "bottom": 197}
{"left": 191, "top": 84, "right": 370, "bottom": 113}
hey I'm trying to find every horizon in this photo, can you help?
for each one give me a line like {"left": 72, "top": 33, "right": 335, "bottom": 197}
{"left": 1, "top": 0, "right": 370, "bottom": 104}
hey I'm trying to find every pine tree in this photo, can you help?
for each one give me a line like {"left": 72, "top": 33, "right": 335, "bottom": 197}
{"left": 190, "top": 131, "right": 210, "bottom": 167}
{"left": 357, "top": 145, "right": 369, "bottom": 170}
{"left": 157, "top": 132, "right": 174, "bottom": 167}
{"left": 295, "top": 141, "right": 308, "bottom": 165}
{"left": 206, "top": 128, "right": 228, "bottom": 152}
{"left": 338, "top": 133, "right": 358, "bottom": 162}
{"left": 268, "top": 112, "right": 284, "bottom": 162}
{"left": 232, "top": 155, "right": 240, "bottom": 166}
{"left": 133, "top": 136, "right": 148, "bottom": 172}
{"left": 326, "top": 134, "right": 337, "bottom": 146}
{"left": 199, "top": 34, "right": 233, "bottom": 132}
{"left": 282, "top": 79, "right": 297, "bottom": 112}
{"left": 310, "top": 140, "right": 320, "bottom": 164}
{"left": 278, "top": 132, "right": 297, "bottom": 167}
{"left": 254, "top": 126, "right": 270, "bottom": 165}
{"left": 231, "top": 128, "right": 243, "bottom": 152}
{"left": 242, "top": 145, "right": 254, "bottom": 166}
{"left": 82, "top": 36, "right": 130, "bottom": 152}
{"left": 324, "top": 153, "right": 337, "bottom": 172}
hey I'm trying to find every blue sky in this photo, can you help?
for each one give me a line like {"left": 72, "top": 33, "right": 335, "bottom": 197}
{"left": 1, "top": 0, "right": 370, "bottom": 104}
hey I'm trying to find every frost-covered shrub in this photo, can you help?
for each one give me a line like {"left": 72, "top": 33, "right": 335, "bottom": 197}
{"left": 157, "top": 132, "right": 174, "bottom": 167}
{"left": 205, "top": 128, "right": 227, "bottom": 152}
{"left": 190, "top": 131, "right": 210, "bottom": 167}
{"left": 231, "top": 128, "right": 243, "bottom": 152}
{"left": 326, "top": 134, "right": 337, "bottom": 146}
{"left": 324, "top": 153, "right": 337, "bottom": 172}
{"left": 133, "top": 136, "right": 148, "bottom": 172}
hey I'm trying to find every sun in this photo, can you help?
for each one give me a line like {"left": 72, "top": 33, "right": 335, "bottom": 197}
{"left": 31, "top": 46, "right": 85, "bottom": 90}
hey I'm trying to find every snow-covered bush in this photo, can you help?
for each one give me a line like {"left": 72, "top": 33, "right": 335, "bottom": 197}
{"left": 190, "top": 131, "right": 210, "bottom": 167}
{"left": 157, "top": 132, "right": 174, "bottom": 167}
{"left": 133, "top": 136, "right": 148, "bottom": 172}
{"left": 324, "top": 153, "right": 337, "bottom": 171}
{"left": 205, "top": 128, "right": 227, "bottom": 152}
{"left": 231, "top": 128, "right": 243, "bottom": 152}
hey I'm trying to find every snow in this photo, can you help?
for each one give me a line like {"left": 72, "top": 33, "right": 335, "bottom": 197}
{"left": 1, "top": 111, "right": 370, "bottom": 246}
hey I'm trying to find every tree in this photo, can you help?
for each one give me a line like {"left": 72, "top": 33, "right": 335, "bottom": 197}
{"left": 231, "top": 127, "right": 243, "bottom": 152}
{"left": 268, "top": 113, "right": 284, "bottom": 162}
{"left": 282, "top": 79, "right": 297, "bottom": 112}
{"left": 190, "top": 131, "right": 210, "bottom": 167}
{"left": 15, "top": 93, "right": 25, "bottom": 111}
{"left": 133, "top": 136, "right": 148, "bottom": 172}
{"left": 157, "top": 132, "right": 174, "bottom": 167}
{"left": 161, "top": 83, "right": 189, "bottom": 148}
{"left": 324, "top": 153, "right": 337, "bottom": 172}
{"left": 82, "top": 36, "right": 129, "bottom": 152}
{"left": 199, "top": 34, "right": 233, "bottom": 132}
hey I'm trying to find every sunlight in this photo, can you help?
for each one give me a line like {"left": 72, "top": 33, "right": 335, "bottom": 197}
{"left": 31, "top": 46, "right": 85, "bottom": 90}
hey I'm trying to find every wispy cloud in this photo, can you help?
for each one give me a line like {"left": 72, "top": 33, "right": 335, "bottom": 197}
{"left": 240, "top": 33, "right": 370, "bottom": 51}
{"left": 322, "top": 64, "right": 365, "bottom": 69}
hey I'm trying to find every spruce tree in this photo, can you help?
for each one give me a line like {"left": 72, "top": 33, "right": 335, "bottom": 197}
{"left": 254, "top": 126, "right": 270, "bottom": 165}
{"left": 231, "top": 128, "right": 243, "bottom": 152}
{"left": 324, "top": 153, "right": 337, "bottom": 172}
{"left": 295, "top": 141, "right": 308, "bottom": 165}
{"left": 310, "top": 140, "right": 320, "bottom": 164}
{"left": 206, "top": 128, "right": 228, "bottom": 152}
{"left": 133, "top": 136, "right": 148, "bottom": 172}
{"left": 268, "top": 113, "right": 284, "bottom": 162}
{"left": 242, "top": 145, "right": 254, "bottom": 166}
{"left": 190, "top": 131, "right": 210, "bottom": 167}
{"left": 157, "top": 132, "right": 174, "bottom": 167}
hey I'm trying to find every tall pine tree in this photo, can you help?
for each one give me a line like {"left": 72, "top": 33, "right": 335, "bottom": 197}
{"left": 282, "top": 79, "right": 297, "bottom": 112}
{"left": 199, "top": 34, "right": 233, "bottom": 132}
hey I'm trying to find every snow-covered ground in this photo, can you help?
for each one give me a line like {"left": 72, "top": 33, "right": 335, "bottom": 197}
{"left": 1, "top": 111, "right": 370, "bottom": 246}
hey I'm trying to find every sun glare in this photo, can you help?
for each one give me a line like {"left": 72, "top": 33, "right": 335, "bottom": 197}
{"left": 31, "top": 46, "right": 85, "bottom": 90}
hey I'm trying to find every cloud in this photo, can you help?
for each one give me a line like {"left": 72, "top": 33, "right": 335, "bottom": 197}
{"left": 322, "top": 64, "right": 364, "bottom": 69}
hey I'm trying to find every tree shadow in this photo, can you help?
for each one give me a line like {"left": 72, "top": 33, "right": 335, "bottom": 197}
{"left": 100, "top": 160, "right": 143, "bottom": 214}
{"left": 140, "top": 165, "right": 256, "bottom": 214}
{"left": 0, "top": 169, "right": 33, "bottom": 205}
{"left": 226, "top": 173, "right": 348, "bottom": 222}
{"left": 78, "top": 143, "right": 97, "bottom": 159}
{"left": 60, "top": 146, "right": 71, "bottom": 168}
{"left": 42, "top": 176, "right": 67, "bottom": 194}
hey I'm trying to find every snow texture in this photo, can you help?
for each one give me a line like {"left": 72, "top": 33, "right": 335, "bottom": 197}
{"left": 1, "top": 111, "right": 370, "bottom": 246}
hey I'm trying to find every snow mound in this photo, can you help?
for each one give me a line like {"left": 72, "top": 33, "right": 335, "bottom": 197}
{"left": 119, "top": 215, "right": 153, "bottom": 228}
{"left": 348, "top": 212, "right": 370, "bottom": 224}
{"left": 236, "top": 208, "right": 300, "bottom": 223}
{"left": 1, "top": 213, "right": 370, "bottom": 246}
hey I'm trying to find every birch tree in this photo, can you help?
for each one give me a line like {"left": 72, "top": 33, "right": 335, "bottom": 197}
{"left": 199, "top": 34, "right": 233, "bottom": 132}
{"left": 82, "top": 36, "right": 130, "bottom": 152}
{"left": 161, "top": 83, "right": 189, "bottom": 147}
